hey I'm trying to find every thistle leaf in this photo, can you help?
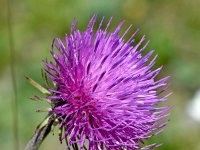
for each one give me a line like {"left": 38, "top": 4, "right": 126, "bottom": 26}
{"left": 25, "top": 76, "right": 51, "bottom": 95}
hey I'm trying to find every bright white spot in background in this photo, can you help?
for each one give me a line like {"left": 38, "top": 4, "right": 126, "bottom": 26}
{"left": 187, "top": 89, "right": 200, "bottom": 122}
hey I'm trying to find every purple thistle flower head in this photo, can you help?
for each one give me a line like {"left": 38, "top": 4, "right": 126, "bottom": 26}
{"left": 44, "top": 15, "right": 171, "bottom": 149}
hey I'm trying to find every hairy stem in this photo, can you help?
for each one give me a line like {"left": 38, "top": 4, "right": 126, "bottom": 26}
{"left": 25, "top": 121, "right": 53, "bottom": 150}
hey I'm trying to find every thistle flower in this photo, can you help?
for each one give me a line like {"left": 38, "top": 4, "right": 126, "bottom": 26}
{"left": 43, "top": 15, "right": 171, "bottom": 150}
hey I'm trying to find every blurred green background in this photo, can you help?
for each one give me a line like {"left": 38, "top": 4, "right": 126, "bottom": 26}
{"left": 1, "top": 0, "right": 200, "bottom": 149}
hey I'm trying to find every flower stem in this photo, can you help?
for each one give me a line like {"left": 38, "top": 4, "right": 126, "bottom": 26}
{"left": 25, "top": 120, "right": 53, "bottom": 150}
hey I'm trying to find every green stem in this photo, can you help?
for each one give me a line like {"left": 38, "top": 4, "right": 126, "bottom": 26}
{"left": 7, "top": 0, "right": 19, "bottom": 149}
